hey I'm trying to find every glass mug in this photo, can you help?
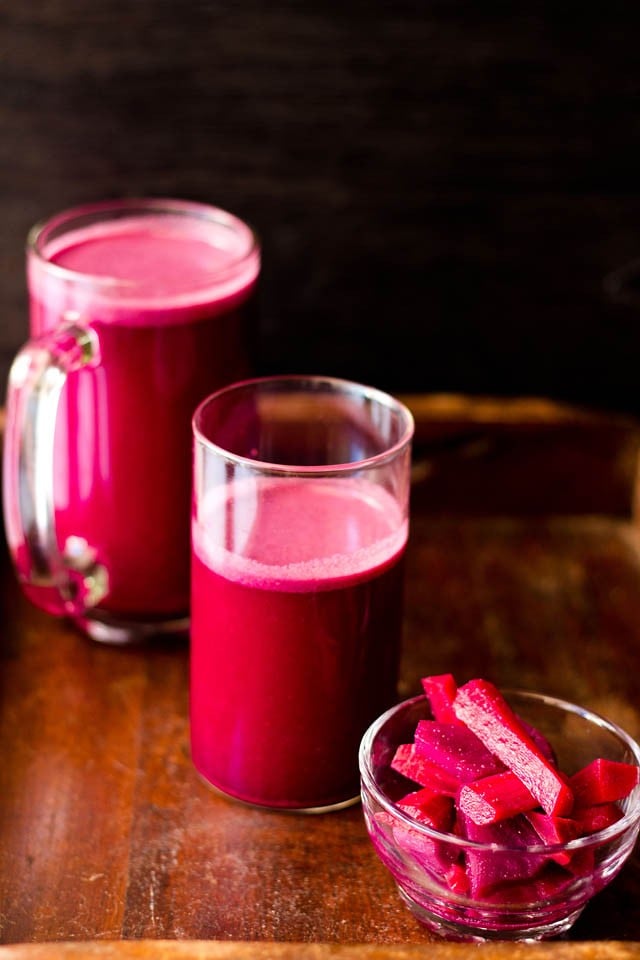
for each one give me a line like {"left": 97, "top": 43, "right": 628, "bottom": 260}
{"left": 3, "top": 198, "right": 260, "bottom": 643}
{"left": 190, "top": 375, "right": 414, "bottom": 811}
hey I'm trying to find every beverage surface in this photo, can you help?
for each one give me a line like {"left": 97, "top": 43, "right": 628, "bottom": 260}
{"left": 193, "top": 475, "right": 408, "bottom": 590}
{"left": 30, "top": 212, "right": 259, "bottom": 324}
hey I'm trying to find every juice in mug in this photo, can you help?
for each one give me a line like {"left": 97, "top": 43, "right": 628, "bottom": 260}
{"left": 4, "top": 199, "right": 260, "bottom": 642}
{"left": 190, "top": 377, "right": 414, "bottom": 811}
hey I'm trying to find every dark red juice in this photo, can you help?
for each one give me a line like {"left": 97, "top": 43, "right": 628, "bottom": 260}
{"left": 190, "top": 476, "right": 407, "bottom": 809}
{"left": 24, "top": 212, "right": 258, "bottom": 618}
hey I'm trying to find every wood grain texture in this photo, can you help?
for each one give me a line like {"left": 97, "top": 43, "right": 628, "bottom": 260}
{"left": 1, "top": 942, "right": 640, "bottom": 960}
{"left": 2, "top": 399, "right": 640, "bottom": 945}
{"left": 3, "top": 4, "right": 640, "bottom": 410}
{"left": 403, "top": 393, "right": 640, "bottom": 517}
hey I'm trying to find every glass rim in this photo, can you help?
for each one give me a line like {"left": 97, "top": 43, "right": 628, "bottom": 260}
{"left": 26, "top": 196, "right": 260, "bottom": 291}
{"left": 359, "top": 689, "right": 640, "bottom": 854}
{"left": 192, "top": 374, "right": 415, "bottom": 476}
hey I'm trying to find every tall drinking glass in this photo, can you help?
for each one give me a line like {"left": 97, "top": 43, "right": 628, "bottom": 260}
{"left": 191, "top": 375, "right": 414, "bottom": 811}
{"left": 3, "top": 198, "right": 260, "bottom": 643}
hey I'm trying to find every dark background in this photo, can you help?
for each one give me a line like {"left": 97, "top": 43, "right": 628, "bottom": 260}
{"left": 2, "top": 1, "right": 640, "bottom": 413}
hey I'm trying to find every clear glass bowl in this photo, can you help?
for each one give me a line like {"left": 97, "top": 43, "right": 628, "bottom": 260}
{"left": 359, "top": 690, "right": 640, "bottom": 941}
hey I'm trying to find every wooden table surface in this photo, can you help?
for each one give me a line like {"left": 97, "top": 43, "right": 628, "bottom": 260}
{"left": 2, "top": 394, "right": 640, "bottom": 956}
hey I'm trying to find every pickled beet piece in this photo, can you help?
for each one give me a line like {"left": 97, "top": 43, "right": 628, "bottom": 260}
{"left": 392, "top": 791, "right": 458, "bottom": 876}
{"left": 481, "top": 864, "right": 575, "bottom": 904}
{"left": 570, "top": 758, "right": 639, "bottom": 807}
{"left": 421, "top": 673, "right": 460, "bottom": 724}
{"left": 414, "top": 720, "right": 505, "bottom": 783}
{"left": 458, "top": 770, "right": 538, "bottom": 825}
{"left": 572, "top": 802, "right": 624, "bottom": 835}
{"left": 392, "top": 820, "right": 459, "bottom": 877}
{"left": 453, "top": 679, "right": 574, "bottom": 817}
{"left": 526, "top": 812, "right": 579, "bottom": 865}
{"left": 526, "top": 811, "right": 579, "bottom": 846}
{"left": 445, "top": 862, "right": 470, "bottom": 895}
{"left": 459, "top": 812, "right": 547, "bottom": 898}
{"left": 397, "top": 787, "right": 455, "bottom": 831}
{"left": 390, "top": 743, "right": 459, "bottom": 795}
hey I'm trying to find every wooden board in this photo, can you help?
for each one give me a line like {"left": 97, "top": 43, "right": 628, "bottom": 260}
{"left": 2, "top": 396, "right": 640, "bottom": 948}
{"left": 2, "top": 943, "right": 640, "bottom": 960}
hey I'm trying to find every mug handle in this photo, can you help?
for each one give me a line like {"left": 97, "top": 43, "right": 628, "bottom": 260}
{"left": 2, "top": 320, "right": 109, "bottom": 617}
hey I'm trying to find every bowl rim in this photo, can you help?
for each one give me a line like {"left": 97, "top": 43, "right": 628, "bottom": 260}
{"left": 358, "top": 688, "right": 640, "bottom": 853}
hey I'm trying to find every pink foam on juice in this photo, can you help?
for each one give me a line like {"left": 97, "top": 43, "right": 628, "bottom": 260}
{"left": 190, "top": 476, "right": 407, "bottom": 809}
{"left": 26, "top": 211, "right": 259, "bottom": 617}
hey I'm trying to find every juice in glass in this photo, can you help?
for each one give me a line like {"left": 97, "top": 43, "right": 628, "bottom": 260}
{"left": 190, "top": 377, "right": 414, "bottom": 810}
{"left": 5, "top": 200, "right": 260, "bottom": 642}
